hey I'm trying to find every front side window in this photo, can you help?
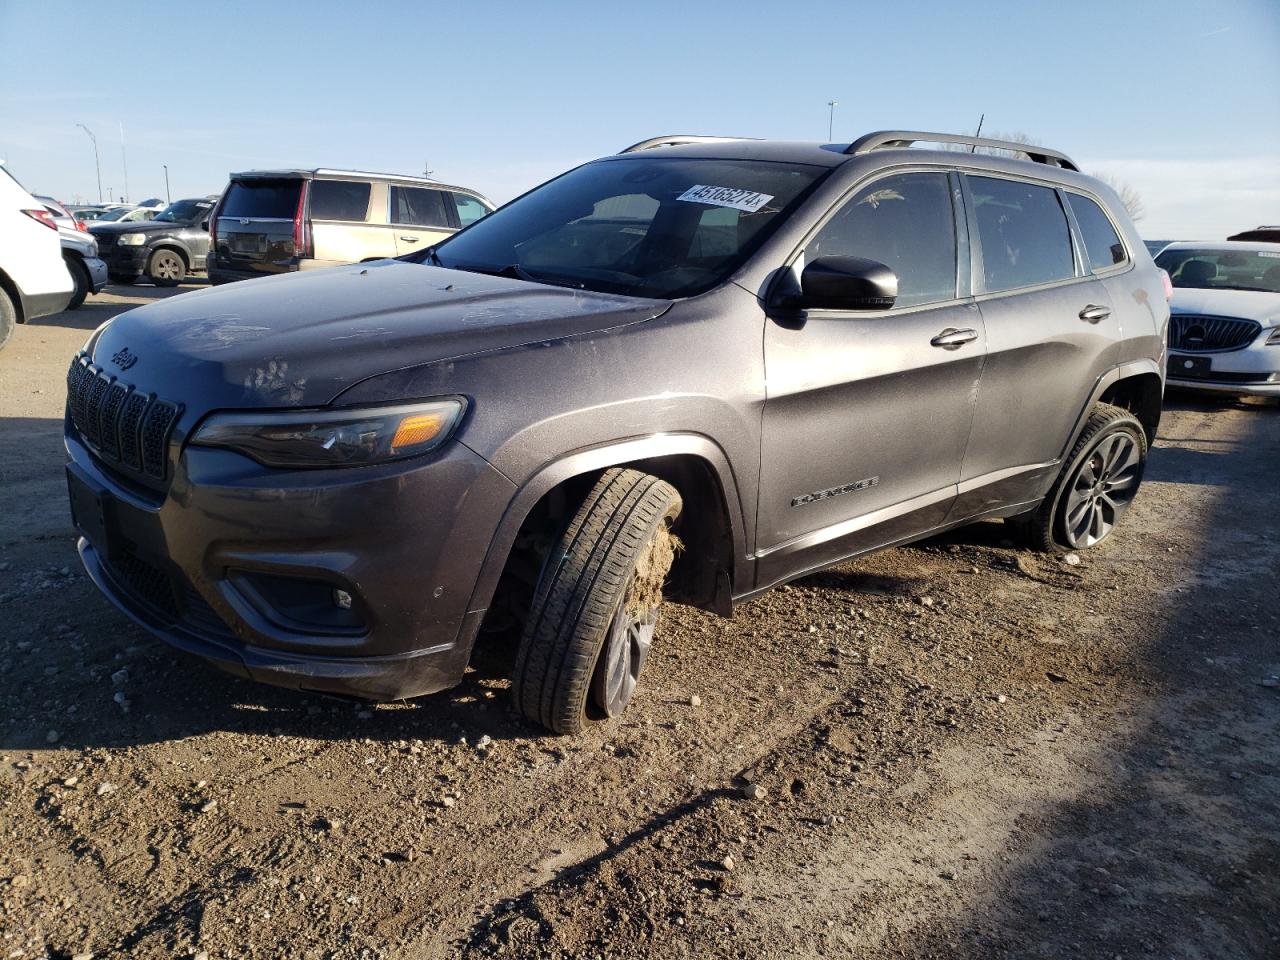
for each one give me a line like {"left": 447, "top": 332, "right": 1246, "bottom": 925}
{"left": 452, "top": 193, "right": 489, "bottom": 227}
{"left": 1068, "top": 193, "right": 1127, "bottom": 271}
{"left": 806, "top": 172, "right": 957, "bottom": 309}
{"left": 310, "top": 180, "right": 372, "bottom": 222}
{"left": 970, "top": 176, "right": 1076, "bottom": 293}
{"left": 391, "top": 186, "right": 450, "bottom": 228}
{"left": 430, "top": 156, "right": 828, "bottom": 298}
{"left": 1155, "top": 248, "right": 1280, "bottom": 293}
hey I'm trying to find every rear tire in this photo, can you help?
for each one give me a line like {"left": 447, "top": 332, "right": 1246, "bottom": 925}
{"left": 147, "top": 249, "right": 185, "bottom": 287}
{"left": 0, "top": 287, "right": 15, "bottom": 351}
{"left": 65, "top": 256, "right": 90, "bottom": 310}
{"left": 511, "top": 468, "right": 682, "bottom": 734}
{"left": 1010, "top": 403, "right": 1147, "bottom": 552}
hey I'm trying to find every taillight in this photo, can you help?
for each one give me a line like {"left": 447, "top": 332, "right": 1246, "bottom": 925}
{"left": 292, "top": 181, "right": 312, "bottom": 259}
{"left": 1158, "top": 269, "right": 1173, "bottom": 302}
{"left": 23, "top": 208, "right": 58, "bottom": 231}
{"left": 208, "top": 195, "right": 223, "bottom": 247}
{"left": 75, "top": 219, "right": 89, "bottom": 232}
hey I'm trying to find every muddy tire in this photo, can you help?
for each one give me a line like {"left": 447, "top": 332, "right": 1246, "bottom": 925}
{"left": 0, "top": 286, "right": 15, "bottom": 351}
{"left": 512, "top": 468, "right": 682, "bottom": 734}
{"left": 1011, "top": 403, "right": 1147, "bottom": 552}
{"left": 147, "top": 248, "right": 185, "bottom": 287}
{"left": 65, "top": 256, "right": 90, "bottom": 310}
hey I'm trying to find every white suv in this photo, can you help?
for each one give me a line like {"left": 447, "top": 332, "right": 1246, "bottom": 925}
{"left": 0, "top": 165, "right": 74, "bottom": 349}
{"left": 1155, "top": 241, "right": 1280, "bottom": 397}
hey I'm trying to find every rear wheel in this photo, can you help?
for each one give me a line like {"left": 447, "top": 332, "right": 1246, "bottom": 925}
{"left": 65, "top": 256, "right": 90, "bottom": 310}
{"left": 147, "top": 249, "right": 185, "bottom": 287}
{"left": 0, "top": 287, "right": 15, "bottom": 351}
{"left": 511, "top": 468, "right": 682, "bottom": 734}
{"left": 1011, "top": 403, "right": 1147, "bottom": 552}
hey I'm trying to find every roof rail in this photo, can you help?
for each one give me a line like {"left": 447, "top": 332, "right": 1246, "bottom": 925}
{"left": 619, "top": 135, "right": 757, "bottom": 154}
{"left": 846, "top": 130, "right": 1079, "bottom": 172}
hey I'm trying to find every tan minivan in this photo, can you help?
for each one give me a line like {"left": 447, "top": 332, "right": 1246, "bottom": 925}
{"left": 207, "top": 168, "right": 493, "bottom": 284}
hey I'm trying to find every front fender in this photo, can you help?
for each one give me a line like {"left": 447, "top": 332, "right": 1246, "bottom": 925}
{"left": 460, "top": 431, "right": 747, "bottom": 622}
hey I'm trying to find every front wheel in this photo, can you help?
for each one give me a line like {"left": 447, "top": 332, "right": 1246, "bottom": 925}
{"left": 1011, "top": 403, "right": 1148, "bottom": 552}
{"left": 511, "top": 468, "right": 682, "bottom": 734}
{"left": 147, "top": 249, "right": 185, "bottom": 287}
{"left": 0, "top": 287, "right": 15, "bottom": 351}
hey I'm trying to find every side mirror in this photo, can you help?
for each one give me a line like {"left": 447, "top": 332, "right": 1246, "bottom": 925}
{"left": 774, "top": 256, "right": 898, "bottom": 311}
{"left": 200, "top": 220, "right": 209, "bottom": 231}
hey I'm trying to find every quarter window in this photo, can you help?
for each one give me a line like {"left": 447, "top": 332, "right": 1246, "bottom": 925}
{"left": 391, "top": 187, "right": 451, "bottom": 228}
{"left": 310, "top": 180, "right": 372, "bottom": 222}
{"left": 452, "top": 193, "right": 488, "bottom": 227}
{"left": 808, "top": 172, "right": 957, "bottom": 309}
{"left": 970, "top": 177, "right": 1076, "bottom": 293}
{"left": 1067, "top": 193, "right": 1127, "bottom": 271}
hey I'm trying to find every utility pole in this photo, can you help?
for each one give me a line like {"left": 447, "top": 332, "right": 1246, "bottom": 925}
{"left": 76, "top": 123, "right": 102, "bottom": 202}
{"left": 163, "top": 164, "right": 171, "bottom": 203}
{"left": 827, "top": 100, "right": 838, "bottom": 141}
{"left": 119, "top": 121, "right": 129, "bottom": 202}
{"left": 423, "top": 159, "right": 434, "bottom": 179}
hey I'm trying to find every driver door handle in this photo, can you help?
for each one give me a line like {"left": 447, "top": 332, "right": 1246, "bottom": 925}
{"left": 1079, "top": 304, "right": 1111, "bottom": 323}
{"left": 930, "top": 327, "right": 979, "bottom": 349}
{"left": 399, "top": 235, "right": 420, "bottom": 243}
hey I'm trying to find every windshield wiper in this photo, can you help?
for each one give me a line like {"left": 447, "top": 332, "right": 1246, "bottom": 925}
{"left": 444, "top": 260, "right": 584, "bottom": 290}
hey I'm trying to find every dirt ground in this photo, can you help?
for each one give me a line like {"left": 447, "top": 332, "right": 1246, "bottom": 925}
{"left": 1, "top": 285, "right": 1277, "bottom": 960}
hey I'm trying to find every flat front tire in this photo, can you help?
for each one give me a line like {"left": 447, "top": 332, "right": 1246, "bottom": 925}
{"left": 512, "top": 468, "right": 682, "bottom": 734}
{"left": 1012, "top": 403, "right": 1148, "bottom": 552}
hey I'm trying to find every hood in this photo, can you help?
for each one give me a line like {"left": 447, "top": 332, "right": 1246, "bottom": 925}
{"left": 90, "top": 219, "right": 194, "bottom": 236}
{"left": 88, "top": 260, "right": 672, "bottom": 408}
{"left": 1169, "top": 287, "right": 1280, "bottom": 327}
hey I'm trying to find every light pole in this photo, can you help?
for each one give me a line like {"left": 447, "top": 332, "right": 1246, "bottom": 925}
{"left": 76, "top": 123, "right": 102, "bottom": 202}
{"left": 827, "top": 100, "right": 839, "bottom": 141}
{"left": 119, "top": 121, "right": 129, "bottom": 203}
{"left": 163, "top": 164, "right": 171, "bottom": 203}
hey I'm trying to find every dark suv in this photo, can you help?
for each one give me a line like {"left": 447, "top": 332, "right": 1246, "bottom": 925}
{"left": 64, "top": 131, "right": 1168, "bottom": 734}
{"left": 89, "top": 198, "right": 213, "bottom": 286}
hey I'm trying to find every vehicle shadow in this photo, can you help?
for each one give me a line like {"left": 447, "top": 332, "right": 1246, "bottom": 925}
{"left": 28, "top": 281, "right": 208, "bottom": 331}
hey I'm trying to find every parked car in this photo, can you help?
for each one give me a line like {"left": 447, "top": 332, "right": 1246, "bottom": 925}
{"left": 90, "top": 206, "right": 157, "bottom": 226}
{"left": 58, "top": 222, "right": 108, "bottom": 310}
{"left": 0, "top": 165, "right": 73, "bottom": 349}
{"left": 206, "top": 168, "right": 493, "bottom": 284}
{"left": 68, "top": 206, "right": 114, "bottom": 221}
{"left": 1228, "top": 226, "right": 1280, "bottom": 243}
{"left": 90, "top": 197, "right": 213, "bottom": 286}
{"left": 1154, "top": 241, "right": 1280, "bottom": 397}
{"left": 65, "top": 130, "right": 1167, "bottom": 733}
{"left": 36, "top": 195, "right": 89, "bottom": 233}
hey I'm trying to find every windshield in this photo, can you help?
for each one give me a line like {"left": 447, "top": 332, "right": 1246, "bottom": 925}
{"left": 1155, "top": 247, "right": 1280, "bottom": 293}
{"left": 95, "top": 208, "right": 130, "bottom": 222}
{"left": 154, "top": 199, "right": 209, "bottom": 224}
{"left": 429, "top": 156, "right": 828, "bottom": 298}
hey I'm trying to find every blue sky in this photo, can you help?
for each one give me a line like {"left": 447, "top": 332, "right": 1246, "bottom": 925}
{"left": 2, "top": 0, "right": 1276, "bottom": 238}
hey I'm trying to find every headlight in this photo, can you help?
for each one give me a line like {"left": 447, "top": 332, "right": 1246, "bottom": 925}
{"left": 118, "top": 233, "right": 147, "bottom": 246}
{"left": 1267, "top": 327, "right": 1280, "bottom": 345}
{"left": 191, "top": 399, "right": 465, "bottom": 468}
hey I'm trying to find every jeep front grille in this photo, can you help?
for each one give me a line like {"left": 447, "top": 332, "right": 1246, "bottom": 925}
{"left": 1169, "top": 315, "right": 1261, "bottom": 352}
{"left": 66, "top": 353, "right": 181, "bottom": 480}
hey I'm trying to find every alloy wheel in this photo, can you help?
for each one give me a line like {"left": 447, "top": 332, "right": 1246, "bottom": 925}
{"left": 1061, "top": 430, "right": 1143, "bottom": 548}
{"left": 591, "top": 580, "right": 657, "bottom": 718}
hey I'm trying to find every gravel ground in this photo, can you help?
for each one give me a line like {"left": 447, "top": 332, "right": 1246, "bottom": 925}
{"left": 1, "top": 285, "right": 1277, "bottom": 960}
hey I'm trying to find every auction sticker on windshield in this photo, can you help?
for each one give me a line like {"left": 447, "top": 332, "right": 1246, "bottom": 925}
{"left": 677, "top": 185, "right": 774, "bottom": 213}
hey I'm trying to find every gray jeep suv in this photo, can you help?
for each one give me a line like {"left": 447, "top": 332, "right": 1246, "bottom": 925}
{"left": 64, "top": 131, "right": 1168, "bottom": 734}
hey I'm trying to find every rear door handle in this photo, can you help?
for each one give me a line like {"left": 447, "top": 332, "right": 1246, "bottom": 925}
{"left": 1079, "top": 304, "right": 1111, "bottom": 323}
{"left": 930, "top": 327, "right": 979, "bottom": 349}
{"left": 399, "top": 235, "right": 420, "bottom": 243}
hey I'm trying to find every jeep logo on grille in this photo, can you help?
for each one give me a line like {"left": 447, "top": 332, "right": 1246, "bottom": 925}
{"left": 111, "top": 347, "right": 138, "bottom": 370}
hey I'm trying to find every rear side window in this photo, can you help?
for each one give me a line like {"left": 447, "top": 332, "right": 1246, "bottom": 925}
{"left": 452, "top": 193, "right": 488, "bottom": 227}
{"left": 219, "top": 180, "right": 302, "bottom": 219}
{"left": 390, "top": 187, "right": 450, "bottom": 228}
{"left": 970, "top": 176, "right": 1076, "bottom": 293}
{"left": 807, "top": 172, "right": 957, "bottom": 309}
{"left": 1067, "top": 193, "right": 1127, "bottom": 270}
{"left": 311, "top": 180, "right": 372, "bottom": 222}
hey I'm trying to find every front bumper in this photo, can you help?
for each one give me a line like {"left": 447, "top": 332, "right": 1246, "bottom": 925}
{"left": 66, "top": 428, "right": 517, "bottom": 701}
{"left": 96, "top": 241, "right": 147, "bottom": 277}
{"left": 1166, "top": 342, "right": 1280, "bottom": 396}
